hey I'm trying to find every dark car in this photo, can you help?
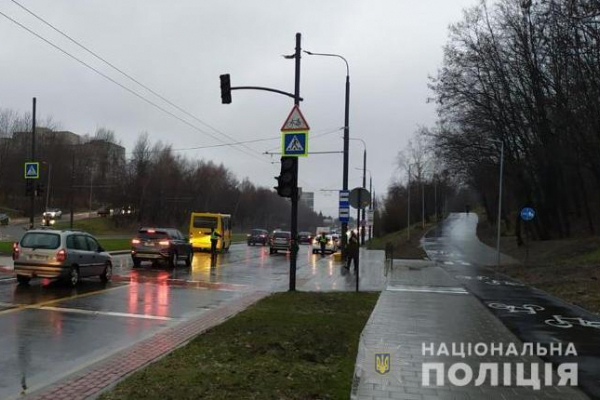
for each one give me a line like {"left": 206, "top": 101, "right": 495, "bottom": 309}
{"left": 0, "top": 213, "right": 9, "bottom": 225}
{"left": 247, "top": 229, "right": 269, "bottom": 246}
{"left": 298, "top": 231, "right": 313, "bottom": 244}
{"left": 131, "top": 227, "right": 193, "bottom": 268}
{"left": 269, "top": 231, "right": 291, "bottom": 254}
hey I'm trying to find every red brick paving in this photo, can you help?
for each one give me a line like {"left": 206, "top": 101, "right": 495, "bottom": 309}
{"left": 29, "top": 290, "right": 270, "bottom": 400}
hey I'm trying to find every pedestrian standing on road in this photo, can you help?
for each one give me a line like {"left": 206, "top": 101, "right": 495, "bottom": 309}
{"left": 210, "top": 227, "right": 221, "bottom": 259}
{"left": 318, "top": 232, "right": 328, "bottom": 257}
{"left": 346, "top": 231, "right": 359, "bottom": 272}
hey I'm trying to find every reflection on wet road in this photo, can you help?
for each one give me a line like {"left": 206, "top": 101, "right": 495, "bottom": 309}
{"left": 0, "top": 243, "right": 383, "bottom": 399}
{"left": 423, "top": 213, "right": 600, "bottom": 400}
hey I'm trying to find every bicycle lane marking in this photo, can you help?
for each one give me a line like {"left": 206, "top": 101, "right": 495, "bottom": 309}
{"left": 422, "top": 245, "right": 600, "bottom": 399}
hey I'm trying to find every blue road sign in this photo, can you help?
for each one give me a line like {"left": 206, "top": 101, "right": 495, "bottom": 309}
{"left": 520, "top": 207, "right": 535, "bottom": 221}
{"left": 24, "top": 162, "right": 39, "bottom": 179}
{"left": 339, "top": 190, "right": 350, "bottom": 222}
{"left": 282, "top": 131, "right": 308, "bottom": 157}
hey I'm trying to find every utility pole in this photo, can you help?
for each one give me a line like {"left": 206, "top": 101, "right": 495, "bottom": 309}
{"left": 70, "top": 151, "right": 75, "bottom": 229}
{"left": 360, "top": 149, "right": 367, "bottom": 245}
{"left": 407, "top": 164, "right": 411, "bottom": 241}
{"left": 288, "top": 32, "right": 302, "bottom": 291}
{"left": 29, "top": 97, "right": 36, "bottom": 229}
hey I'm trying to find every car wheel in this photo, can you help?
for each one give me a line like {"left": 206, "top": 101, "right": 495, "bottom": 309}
{"left": 169, "top": 252, "right": 177, "bottom": 268}
{"left": 16, "top": 275, "right": 30, "bottom": 285}
{"left": 100, "top": 262, "right": 112, "bottom": 283}
{"left": 132, "top": 258, "right": 141, "bottom": 268}
{"left": 185, "top": 251, "right": 193, "bottom": 267}
{"left": 68, "top": 267, "right": 80, "bottom": 287}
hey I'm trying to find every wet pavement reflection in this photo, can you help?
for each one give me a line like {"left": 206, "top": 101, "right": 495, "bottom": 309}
{"left": 0, "top": 242, "right": 383, "bottom": 399}
{"left": 423, "top": 213, "right": 600, "bottom": 399}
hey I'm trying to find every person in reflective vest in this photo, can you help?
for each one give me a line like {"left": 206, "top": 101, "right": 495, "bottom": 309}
{"left": 210, "top": 227, "right": 221, "bottom": 257}
{"left": 318, "top": 232, "right": 328, "bottom": 256}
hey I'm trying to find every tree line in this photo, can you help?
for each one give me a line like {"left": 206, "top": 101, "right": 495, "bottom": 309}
{"left": 383, "top": 0, "right": 600, "bottom": 242}
{"left": 0, "top": 107, "right": 323, "bottom": 232}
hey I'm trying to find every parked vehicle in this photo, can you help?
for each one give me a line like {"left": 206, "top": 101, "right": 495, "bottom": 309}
{"left": 131, "top": 227, "right": 193, "bottom": 268}
{"left": 247, "top": 229, "right": 269, "bottom": 246}
{"left": 13, "top": 229, "right": 112, "bottom": 286}
{"left": 42, "top": 208, "right": 62, "bottom": 219}
{"left": 189, "top": 212, "right": 232, "bottom": 252}
{"left": 312, "top": 234, "right": 338, "bottom": 254}
{"left": 0, "top": 213, "right": 9, "bottom": 225}
{"left": 298, "top": 231, "right": 313, "bottom": 244}
{"left": 270, "top": 231, "right": 291, "bottom": 254}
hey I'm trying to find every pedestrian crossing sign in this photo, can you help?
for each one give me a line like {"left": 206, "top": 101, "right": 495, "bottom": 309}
{"left": 24, "top": 162, "right": 39, "bottom": 179}
{"left": 282, "top": 131, "right": 308, "bottom": 157}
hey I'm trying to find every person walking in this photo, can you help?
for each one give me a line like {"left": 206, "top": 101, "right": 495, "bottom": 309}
{"left": 318, "top": 232, "right": 328, "bottom": 257}
{"left": 210, "top": 227, "right": 221, "bottom": 259}
{"left": 346, "top": 230, "right": 359, "bottom": 272}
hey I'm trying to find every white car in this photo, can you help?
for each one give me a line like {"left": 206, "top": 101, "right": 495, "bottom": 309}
{"left": 43, "top": 208, "right": 62, "bottom": 219}
{"left": 312, "top": 234, "right": 338, "bottom": 254}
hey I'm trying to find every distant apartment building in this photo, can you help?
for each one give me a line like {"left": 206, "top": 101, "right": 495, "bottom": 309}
{"left": 300, "top": 191, "right": 314, "bottom": 211}
{"left": 12, "top": 127, "right": 81, "bottom": 147}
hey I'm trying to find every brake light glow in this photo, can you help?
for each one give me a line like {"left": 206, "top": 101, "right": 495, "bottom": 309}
{"left": 132, "top": 238, "right": 141, "bottom": 244}
{"left": 12, "top": 242, "right": 19, "bottom": 260}
{"left": 56, "top": 249, "right": 67, "bottom": 262}
{"left": 158, "top": 240, "right": 170, "bottom": 246}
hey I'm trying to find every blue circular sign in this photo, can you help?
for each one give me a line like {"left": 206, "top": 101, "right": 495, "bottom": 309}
{"left": 520, "top": 207, "right": 535, "bottom": 221}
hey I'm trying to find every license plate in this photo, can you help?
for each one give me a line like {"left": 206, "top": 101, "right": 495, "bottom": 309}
{"left": 144, "top": 242, "right": 155, "bottom": 246}
{"left": 33, "top": 255, "right": 47, "bottom": 260}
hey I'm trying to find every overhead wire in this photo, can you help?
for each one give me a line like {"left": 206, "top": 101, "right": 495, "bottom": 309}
{"left": 9, "top": 0, "right": 264, "bottom": 160}
{"left": 0, "top": 4, "right": 268, "bottom": 164}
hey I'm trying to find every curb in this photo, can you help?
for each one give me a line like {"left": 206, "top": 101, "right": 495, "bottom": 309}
{"left": 28, "top": 290, "right": 271, "bottom": 400}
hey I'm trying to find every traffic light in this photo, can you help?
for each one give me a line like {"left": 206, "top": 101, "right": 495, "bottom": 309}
{"left": 36, "top": 184, "right": 44, "bottom": 197}
{"left": 220, "top": 74, "right": 231, "bottom": 104}
{"left": 25, "top": 180, "right": 33, "bottom": 197}
{"left": 274, "top": 157, "right": 297, "bottom": 198}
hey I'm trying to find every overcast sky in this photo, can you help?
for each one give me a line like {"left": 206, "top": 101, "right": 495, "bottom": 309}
{"left": 0, "top": 0, "right": 478, "bottom": 215}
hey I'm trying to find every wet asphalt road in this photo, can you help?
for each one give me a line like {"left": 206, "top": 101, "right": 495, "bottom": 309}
{"left": 0, "top": 243, "right": 383, "bottom": 399}
{"left": 423, "top": 213, "right": 600, "bottom": 399}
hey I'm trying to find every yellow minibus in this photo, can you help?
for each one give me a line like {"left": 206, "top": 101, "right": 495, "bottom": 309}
{"left": 189, "top": 212, "right": 232, "bottom": 252}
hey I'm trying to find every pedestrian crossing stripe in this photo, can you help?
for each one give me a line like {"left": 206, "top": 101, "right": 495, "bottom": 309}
{"left": 24, "top": 162, "right": 39, "bottom": 179}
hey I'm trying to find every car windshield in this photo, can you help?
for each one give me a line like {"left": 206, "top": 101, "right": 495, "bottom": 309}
{"left": 273, "top": 232, "right": 290, "bottom": 238}
{"left": 20, "top": 233, "right": 61, "bottom": 249}
{"left": 252, "top": 229, "right": 266, "bottom": 235}
{"left": 193, "top": 216, "right": 217, "bottom": 229}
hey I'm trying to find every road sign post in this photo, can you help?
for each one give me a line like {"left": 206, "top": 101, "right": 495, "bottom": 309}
{"left": 520, "top": 207, "right": 535, "bottom": 263}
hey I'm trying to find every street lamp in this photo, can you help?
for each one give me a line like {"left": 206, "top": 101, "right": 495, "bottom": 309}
{"left": 350, "top": 138, "right": 367, "bottom": 244}
{"left": 304, "top": 50, "right": 350, "bottom": 253}
{"left": 489, "top": 140, "right": 505, "bottom": 268}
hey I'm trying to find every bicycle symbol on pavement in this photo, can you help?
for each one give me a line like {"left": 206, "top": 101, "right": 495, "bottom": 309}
{"left": 455, "top": 275, "right": 524, "bottom": 287}
{"left": 545, "top": 315, "right": 600, "bottom": 329}
{"left": 487, "top": 302, "right": 544, "bottom": 314}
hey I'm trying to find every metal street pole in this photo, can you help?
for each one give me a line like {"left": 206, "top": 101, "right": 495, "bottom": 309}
{"left": 496, "top": 141, "right": 505, "bottom": 268}
{"left": 288, "top": 32, "right": 302, "bottom": 292}
{"left": 70, "top": 151, "right": 75, "bottom": 229}
{"left": 29, "top": 97, "right": 36, "bottom": 229}
{"left": 361, "top": 149, "right": 367, "bottom": 245}
{"left": 303, "top": 50, "right": 350, "bottom": 256}
{"left": 407, "top": 164, "right": 411, "bottom": 241}
{"left": 421, "top": 178, "right": 425, "bottom": 229}
{"left": 368, "top": 176, "right": 372, "bottom": 241}
{"left": 434, "top": 176, "right": 437, "bottom": 223}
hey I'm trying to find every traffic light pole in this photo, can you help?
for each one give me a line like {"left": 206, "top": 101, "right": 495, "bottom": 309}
{"left": 29, "top": 97, "right": 36, "bottom": 230}
{"left": 288, "top": 32, "right": 302, "bottom": 292}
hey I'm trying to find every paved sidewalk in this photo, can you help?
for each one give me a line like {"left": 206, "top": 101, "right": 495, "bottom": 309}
{"left": 351, "top": 260, "right": 588, "bottom": 399}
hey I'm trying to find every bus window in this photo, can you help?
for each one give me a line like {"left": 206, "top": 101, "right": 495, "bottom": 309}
{"left": 193, "top": 216, "right": 217, "bottom": 229}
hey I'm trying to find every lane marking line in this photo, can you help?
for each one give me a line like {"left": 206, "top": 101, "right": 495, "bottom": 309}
{"left": 0, "top": 283, "right": 129, "bottom": 317}
{"left": 387, "top": 285, "right": 468, "bottom": 295}
{"left": 39, "top": 306, "right": 175, "bottom": 321}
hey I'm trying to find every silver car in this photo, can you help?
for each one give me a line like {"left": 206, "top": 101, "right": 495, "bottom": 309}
{"left": 13, "top": 229, "right": 112, "bottom": 286}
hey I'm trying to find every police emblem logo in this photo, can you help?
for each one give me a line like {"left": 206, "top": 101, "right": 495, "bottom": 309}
{"left": 375, "top": 353, "right": 391, "bottom": 375}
